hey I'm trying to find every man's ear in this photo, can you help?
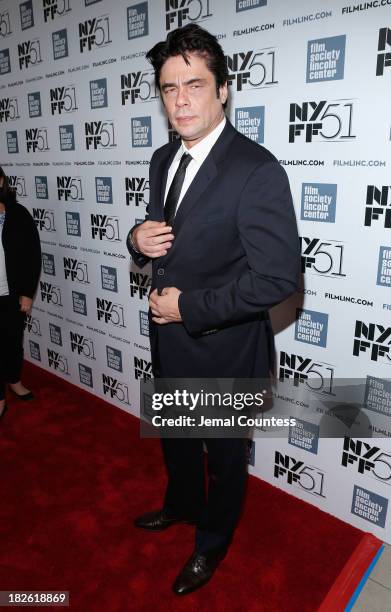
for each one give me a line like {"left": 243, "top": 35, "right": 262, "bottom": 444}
{"left": 218, "top": 81, "right": 228, "bottom": 105}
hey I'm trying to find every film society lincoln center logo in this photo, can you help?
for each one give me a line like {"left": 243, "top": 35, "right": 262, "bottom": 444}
{"left": 295, "top": 308, "right": 328, "bottom": 348}
{"left": 235, "top": 107, "right": 264, "bottom": 144}
{"left": 127, "top": 2, "right": 148, "bottom": 39}
{"left": 42, "top": 252, "right": 55, "bottom": 275}
{"left": 351, "top": 485, "right": 388, "bottom": 529}
{"left": 96, "top": 177, "right": 113, "bottom": 204}
{"left": 131, "top": 117, "right": 151, "bottom": 147}
{"left": 301, "top": 183, "right": 337, "bottom": 223}
{"left": 90, "top": 78, "right": 107, "bottom": 109}
{"left": 364, "top": 376, "right": 391, "bottom": 417}
{"left": 306, "top": 35, "right": 346, "bottom": 83}
{"left": 0, "top": 49, "right": 11, "bottom": 75}
{"left": 20, "top": 2, "right": 34, "bottom": 31}
{"left": 49, "top": 323, "right": 62, "bottom": 346}
{"left": 377, "top": 246, "right": 391, "bottom": 287}
{"left": 35, "top": 176, "right": 48, "bottom": 199}
{"left": 79, "top": 364, "right": 93, "bottom": 388}
{"left": 289, "top": 418, "right": 319, "bottom": 455}
{"left": 28, "top": 92, "right": 41, "bottom": 118}
{"left": 6, "top": 131, "right": 18, "bottom": 154}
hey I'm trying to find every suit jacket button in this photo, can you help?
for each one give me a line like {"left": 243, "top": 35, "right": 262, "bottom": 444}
{"left": 157, "top": 268, "right": 165, "bottom": 276}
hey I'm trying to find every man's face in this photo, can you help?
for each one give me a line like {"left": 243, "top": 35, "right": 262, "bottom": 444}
{"left": 159, "top": 52, "right": 227, "bottom": 148}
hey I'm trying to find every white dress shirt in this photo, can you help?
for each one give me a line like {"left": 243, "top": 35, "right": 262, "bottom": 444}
{"left": 164, "top": 116, "right": 226, "bottom": 214}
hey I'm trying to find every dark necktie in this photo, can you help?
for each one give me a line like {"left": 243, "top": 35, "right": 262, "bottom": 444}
{"left": 164, "top": 152, "right": 192, "bottom": 225}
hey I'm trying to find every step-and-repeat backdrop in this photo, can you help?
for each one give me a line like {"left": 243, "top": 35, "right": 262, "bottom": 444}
{"left": 0, "top": 0, "right": 390, "bottom": 542}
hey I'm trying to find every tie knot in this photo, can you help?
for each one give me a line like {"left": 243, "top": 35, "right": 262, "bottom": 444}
{"left": 179, "top": 152, "right": 192, "bottom": 170}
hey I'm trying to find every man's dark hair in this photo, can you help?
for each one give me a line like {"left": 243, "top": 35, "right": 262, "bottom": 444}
{"left": 146, "top": 24, "right": 228, "bottom": 99}
{"left": 0, "top": 166, "right": 17, "bottom": 207}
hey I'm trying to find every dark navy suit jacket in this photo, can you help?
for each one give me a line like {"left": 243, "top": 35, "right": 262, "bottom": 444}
{"left": 127, "top": 119, "right": 300, "bottom": 378}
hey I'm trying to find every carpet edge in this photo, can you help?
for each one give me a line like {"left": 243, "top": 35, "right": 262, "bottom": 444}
{"left": 317, "top": 533, "right": 384, "bottom": 612}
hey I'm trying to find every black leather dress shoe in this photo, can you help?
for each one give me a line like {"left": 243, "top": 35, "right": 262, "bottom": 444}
{"left": 172, "top": 548, "right": 227, "bottom": 595}
{"left": 134, "top": 509, "right": 197, "bottom": 531}
{"left": 10, "top": 389, "right": 34, "bottom": 401}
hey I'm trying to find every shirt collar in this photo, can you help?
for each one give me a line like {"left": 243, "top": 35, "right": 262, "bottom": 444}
{"left": 176, "top": 116, "right": 226, "bottom": 163}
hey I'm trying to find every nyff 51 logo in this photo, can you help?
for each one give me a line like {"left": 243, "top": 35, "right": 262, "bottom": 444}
{"left": 102, "top": 374, "right": 130, "bottom": 404}
{"left": 134, "top": 356, "right": 152, "bottom": 380}
{"left": 70, "top": 331, "right": 95, "bottom": 359}
{"left": 91, "top": 214, "right": 120, "bottom": 241}
{"left": 8, "top": 176, "right": 27, "bottom": 198}
{"left": 365, "top": 185, "right": 391, "bottom": 228}
{"left": 353, "top": 320, "right": 391, "bottom": 363}
{"left": 63, "top": 257, "right": 89, "bottom": 283}
{"left": 79, "top": 15, "right": 112, "bottom": 52}
{"left": 225, "top": 48, "right": 277, "bottom": 91}
{"left": 376, "top": 27, "right": 391, "bottom": 76}
{"left": 289, "top": 100, "right": 356, "bottom": 142}
{"left": 0, "top": 97, "right": 20, "bottom": 122}
{"left": 300, "top": 237, "right": 346, "bottom": 277}
{"left": 85, "top": 121, "right": 116, "bottom": 150}
{"left": 96, "top": 298, "right": 125, "bottom": 327}
{"left": 130, "top": 270, "right": 151, "bottom": 299}
{"left": 24, "top": 314, "right": 42, "bottom": 336}
{"left": 274, "top": 451, "right": 325, "bottom": 497}
{"left": 43, "top": 0, "right": 71, "bottom": 22}
{"left": 26, "top": 128, "right": 49, "bottom": 153}
{"left": 165, "top": 0, "right": 212, "bottom": 31}
{"left": 40, "top": 281, "right": 63, "bottom": 306}
{"left": 342, "top": 437, "right": 391, "bottom": 484}
{"left": 50, "top": 86, "right": 78, "bottom": 114}
{"left": 47, "top": 349, "right": 68, "bottom": 373}
{"left": 125, "top": 176, "right": 149, "bottom": 206}
{"left": 57, "top": 176, "right": 84, "bottom": 202}
{"left": 33, "top": 208, "right": 56, "bottom": 232}
{"left": 18, "top": 38, "right": 42, "bottom": 69}
{"left": 0, "top": 10, "right": 12, "bottom": 37}
{"left": 279, "top": 351, "right": 334, "bottom": 395}
{"left": 121, "top": 70, "right": 158, "bottom": 105}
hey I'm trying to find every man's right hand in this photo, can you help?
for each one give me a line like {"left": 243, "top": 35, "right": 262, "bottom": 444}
{"left": 132, "top": 221, "right": 174, "bottom": 258}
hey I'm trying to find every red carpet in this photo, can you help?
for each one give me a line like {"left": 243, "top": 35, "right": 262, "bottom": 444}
{"left": 0, "top": 362, "right": 382, "bottom": 611}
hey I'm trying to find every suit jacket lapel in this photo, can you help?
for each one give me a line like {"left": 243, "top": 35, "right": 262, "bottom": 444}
{"left": 171, "top": 154, "right": 217, "bottom": 232}
{"left": 170, "top": 119, "right": 237, "bottom": 234}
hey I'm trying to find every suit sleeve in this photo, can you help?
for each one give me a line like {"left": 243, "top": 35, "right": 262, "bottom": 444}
{"left": 178, "top": 161, "right": 301, "bottom": 335}
{"left": 126, "top": 221, "right": 151, "bottom": 269}
{"left": 20, "top": 205, "right": 42, "bottom": 298}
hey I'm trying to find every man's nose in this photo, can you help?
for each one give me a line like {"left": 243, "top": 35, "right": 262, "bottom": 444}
{"left": 175, "top": 87, "right": 189, "bottom": 107}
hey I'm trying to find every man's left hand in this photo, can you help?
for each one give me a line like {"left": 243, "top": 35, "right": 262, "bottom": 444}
{"left": 19, "top": 296, "right": 32, "bottom": 313}
{"left": 149, "top": 287, "right": 182, "bottom": 324}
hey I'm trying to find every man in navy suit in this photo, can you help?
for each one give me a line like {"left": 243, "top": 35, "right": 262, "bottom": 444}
{"left": 127, "top": 24, "right": 300, "bottom": 595}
